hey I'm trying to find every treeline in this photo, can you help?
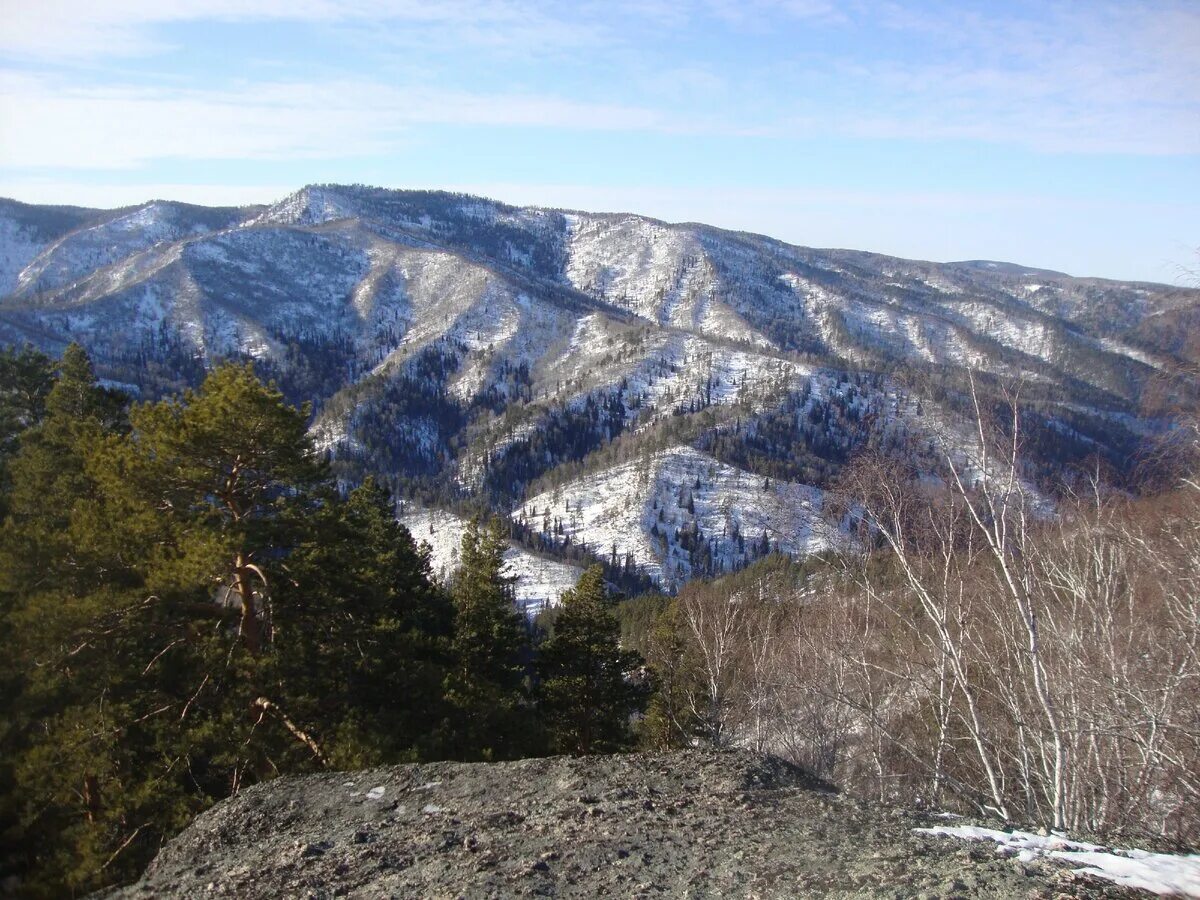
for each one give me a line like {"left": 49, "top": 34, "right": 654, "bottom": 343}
{"left": 0, "top": 345, "right": 647, "bottom": 898}
{"left": 626, "top": 387, "right": 1200, "bottom": 845}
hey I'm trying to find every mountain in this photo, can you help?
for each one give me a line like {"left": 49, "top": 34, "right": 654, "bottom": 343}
{"left": 2, "top": 184, "right": 1196, "bottom": 596}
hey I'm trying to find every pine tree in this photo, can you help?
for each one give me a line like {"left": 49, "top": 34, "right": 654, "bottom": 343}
{"left": 0, "top": 345, "right": 155, "bottom": 896}
{"left": 277, "top": 478, "right": 454, "bottom": 765}
{"left": 0, "top": 346, "right": 127, "bottom": 592}
{"left": 0, "top": 344, "right": 54, "bottom": 478}
{"left": 639, "top": 599, "right": 701, "bottom": 750}
{"left": 0, "top": 357, "right": 459, "bottom": 896}
{"left": 118, "top": 362, "right": 325, "bottom": 655}
{"left": 444, "top": 516, "right": 533, "bottom": 759}
{"left": 0, "top": 345, "right": 43, "bottom": 529}
{"left": 538, "top": 566, "right": 648, "bottom": 754}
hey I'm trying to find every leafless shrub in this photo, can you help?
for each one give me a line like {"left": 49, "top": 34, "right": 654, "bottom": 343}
{"left": 669, "top": 375, "right": 1200, "bottom": 843}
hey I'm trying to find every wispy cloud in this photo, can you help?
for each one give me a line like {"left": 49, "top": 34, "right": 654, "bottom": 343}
{"left": 3, "top": 1, "right": 1197, "bottom": 155}
{"left": 0, "top": 0, "right": 606, "bottom": 60}
{"left": 827, "top": 1, "right": 1200, "bottom": 154}
{"left": 0, "top": 72, "right": 675, "bottom": 169}
{"left": 702, "top": 0, "right": 845, "bottom": 27}
{"left": 0, "top": 0, "right": 1195, "bottom": 284}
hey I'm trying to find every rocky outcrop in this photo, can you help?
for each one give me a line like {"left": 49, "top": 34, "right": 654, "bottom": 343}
{"left": 104, "top": 750, "right": 1132, "bottom": 898}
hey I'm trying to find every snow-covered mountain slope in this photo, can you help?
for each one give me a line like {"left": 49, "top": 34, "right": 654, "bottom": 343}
{"left": 517, "top": 446, "right": 841, "bottom": 590}
{"left": 0, "top": 198, "right": 103, "bottom": 296}
{"left": 1, "top": 184, "right": 1195, "bottom": 590}
{"left": 397, "top": 505, "right": 583, "bottom": 613}
{"left": 10, "top": 200, "right": 253, "bottom": 299}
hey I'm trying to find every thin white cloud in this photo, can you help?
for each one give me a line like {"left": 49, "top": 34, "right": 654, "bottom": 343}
{"left": 830, "top": 1, "right": 1200, "bottom": 154}
{"left": 703, "top": 0, "right": 843, "bottom": 26}
{"left": 0, "top": 73, "right": 672, "bottom": 169}
{"left": 0, "top": 0, "right": 605, "bottom": 60}
{"left": 1, "top": 0, "right": 1197, "bottom": 170}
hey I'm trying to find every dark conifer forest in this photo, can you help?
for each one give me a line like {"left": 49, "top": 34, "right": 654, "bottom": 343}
{"left": 0, "top": 345, "right": 645, "bottom": 897}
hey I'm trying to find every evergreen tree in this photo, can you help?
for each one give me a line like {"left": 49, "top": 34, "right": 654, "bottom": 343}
{"left": 276, "top": 478, "right": 455, "bottom": 766}
{"left": 0, "top": 347, "right": 39, "bottom": 530}
{"left": 444, "top": 516, "right": 533, "bottom": 759}
{"left": 639, "top": 599, "right": 702, "bottom": 750}
{"left": 0, "top": 344, "right": 54, "bottom": 489}
{"left": 0, "top": 357, "right": 459, "bottom": 896}
{"left": 1, "top": 343, "right": 126, "bottom": 593}
{"left": 0, "top": 346, "right": 152, "bottom": 897}
{"left": 118, "top": 362, "right": 326, "bottom": 655}
{"left": 538, "top": 566, "right": 648, "bottom": 754}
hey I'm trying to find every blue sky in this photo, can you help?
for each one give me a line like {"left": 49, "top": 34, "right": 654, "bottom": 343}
{"left": 0, "top": 0, "right": 1197, "bottom": 282}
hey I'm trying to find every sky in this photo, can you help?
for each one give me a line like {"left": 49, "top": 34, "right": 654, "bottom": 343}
{"left": 0, "top": 0, "right": 1197, "bottom": 283}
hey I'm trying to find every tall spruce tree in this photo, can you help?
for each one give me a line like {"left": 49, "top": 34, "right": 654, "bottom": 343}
{"left": 1, "top": 343, "right": 126, "bottom": 592}
{"left": 0, "top": 345, "right": 54, "bottom": 495}
{"left": 537, "top": 565, "right": 648, "bottom": 754}
{"left": 638, "top": 598, "right": 701, "bottom": 749}
{"left": 444, "top": 516, "right": 534, "bottom": 759}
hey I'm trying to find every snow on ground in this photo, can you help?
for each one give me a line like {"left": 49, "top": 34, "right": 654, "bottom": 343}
{"left": 782, "top": 273, "right": 989, "bottom": 369}
{"left": 251, "top": 185, "right": 357, "bottom": 228}
{"left": 516, "top": 445, "right": 842, "bottom": 589}
{"left": 564, "top": 215, "right": 705, "bottom": 324}
{"left": 308, "top": 416, "right": 363, "bottom": 456}
{"left": 779, "top": 274, "right": 842, "bottom": 352}
{"left": 446, "top": 288, "right": 574, "bottom": 404}
{"left": 1098, "top": 336, "right": 1164, "bottom": 371}
{"left": 564, "top": 215, "right": 773, "bottom": 348}
{"left": 626, "top": 333, "right": 807, "bottom": 431}
{"left": 0, "top": 218, "right": 50, "bottom": 296}
{"left": 899, "top": 397, "right": 1055, "bottom": 516}
{"left": 950, "top": 299, "right": 1057, "bottom": 362}
{"left": 368, "top": 250, "right": 495, "bottom": 372}
{"left": 63, "top": 241, "right": 184, "bottom": 307}
{"left": 697, "top": 295, "right": 776, "bottom": 348}
{"left": 915, "top": 825, "right": 1200, "bottom": 897}
{"left": 460, "top": 324, "right": 808, "bottom": 490}
{"left": 16, "top": 202, "right": 206, "bottom": 296}
{"left": 398, "top": 505, "right": 583, "bottom": 613}
{"left": 359, "top": 246, "right": 576, "bottom": 406}
{"left": 921, "top": 276, "right": 962, "bottom": 294}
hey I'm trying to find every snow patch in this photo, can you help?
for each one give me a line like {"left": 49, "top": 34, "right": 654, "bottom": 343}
{"left": 517, "top": 446, "right": 842, "bottom": 589}
{"left": 398, "top": 506, "right": 583, "bottom": 613}
{"left": 916, "top": 825, "right": 1200, "bottom": 897}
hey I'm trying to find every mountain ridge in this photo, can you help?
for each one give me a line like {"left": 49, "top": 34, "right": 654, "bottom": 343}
{"left": 0, "top": 188, "right": 1180, "bottom": 287}
{"left": 2, "top": 184, "right": 1196, "bottom": 597}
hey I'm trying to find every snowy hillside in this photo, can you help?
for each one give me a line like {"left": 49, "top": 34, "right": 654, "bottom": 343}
{"left": 397, "top": 505, "right": 583, "bottom": 613}
{"left": 1, "top": 183, "right": 1195, "bottom": 591}
{"left": 0, "top": 198, "right": 104, "bottom": 296}
{"left": 517, "top": 446, "right": 841, "bottom": 590}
